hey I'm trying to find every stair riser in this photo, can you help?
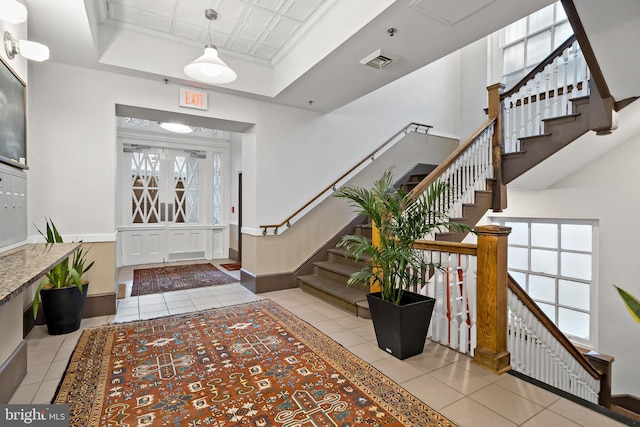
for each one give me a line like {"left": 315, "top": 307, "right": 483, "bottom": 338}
{"left": 328, "top": 251, "right": 368, "bottom": 269}
{"left": 355, "top": 225, "right": 372, "bottom": 239}
{"left": 313, "top": 265, "right": 352, "bottom": 286}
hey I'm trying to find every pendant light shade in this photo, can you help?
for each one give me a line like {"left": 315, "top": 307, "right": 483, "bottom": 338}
{"left": 184, "top": 9, "right": 236, "bottom": 84}
{"left": 184, "top": 45, "right": 236, "bottom": 84}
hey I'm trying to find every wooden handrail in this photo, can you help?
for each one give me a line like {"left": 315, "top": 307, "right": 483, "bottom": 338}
{"left": 501, "top": 35, "right": 577, "bottom": 100}
{"left": 409, "top": 118, "right": 496, "bottom": 199}
{"left": 413, "top": 239, "right": 478, "bottom": 256}
{"left": 561, "top": 0, "right": 611, "bottom": 100}
{"left": 507, "top": 274, "right": 602, "bottom": 379}
{"left": 259, "top": 122, "right": 432, "bottom": 234}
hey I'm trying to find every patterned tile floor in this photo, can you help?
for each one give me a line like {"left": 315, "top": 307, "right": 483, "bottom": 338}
{"left": 9, "top": 260, "right": 628, "bottom": 427}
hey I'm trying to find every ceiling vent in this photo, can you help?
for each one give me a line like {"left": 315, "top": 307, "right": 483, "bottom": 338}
{"left": 360, "top": 49, "right": 394, "bottom": 69}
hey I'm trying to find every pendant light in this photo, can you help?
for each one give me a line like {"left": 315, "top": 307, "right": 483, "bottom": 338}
{"left": 184, "top": 9, "right": 236, "bottom": 84}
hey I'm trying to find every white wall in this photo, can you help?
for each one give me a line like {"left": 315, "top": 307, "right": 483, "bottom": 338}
{"left": 490, "top": 131, "right": 640, "bottom": 396}
{"left": 27, "top": 50, "right": 464, "bottom": 274}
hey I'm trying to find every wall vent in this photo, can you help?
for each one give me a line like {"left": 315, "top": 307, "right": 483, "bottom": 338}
{"left": 360, "top": 49, "right": 394, "bottom": 69}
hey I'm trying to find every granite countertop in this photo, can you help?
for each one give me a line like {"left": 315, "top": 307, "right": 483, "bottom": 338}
{"left": 0, "top": 243, "right": 80, "bottom": 307}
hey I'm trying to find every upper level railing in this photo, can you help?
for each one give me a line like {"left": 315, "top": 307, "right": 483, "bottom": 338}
{"left": 410, "top": 119, "right": 496, "bottom": 221}
{"left": 501, "top": 35, "right": 590, "bottom": 153}
{"left": 259, "top": 122, "right": 432, "bottom": 236}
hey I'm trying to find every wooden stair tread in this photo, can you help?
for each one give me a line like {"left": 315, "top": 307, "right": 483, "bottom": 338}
{"left": 328, "top": 247, "right": 372, "bottom": 261}
{"left": 298, "top": 274, "right": 368, "bottom": 304}
{"left": 314, "top": 260, "right": 361, "bottom": 277}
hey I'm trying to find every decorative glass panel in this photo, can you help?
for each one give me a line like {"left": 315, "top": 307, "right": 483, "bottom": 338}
{"left": 508, "top": 247, "right": 528, "bottom": 270}
{"left": 213, "top": 153, "right": 222, "bottom": 225}
{"left": 526, "top": 30, "right": 552, "bottom": 67}
{"left": 561, "top": 252, "right": 592, "bottom": 281}
{"left": 531, "top": 248, "right": 557, "bottom": 275}
{"left": 131, "top": 152, "right": 160, "bottom": 224}
{"left": 531, "top": 223, "right": 558, "bottom": 248}
{"left": 529, "top": 4, "right": 554, "bottom": 33}
{"left": 504, "top": 17, "right": 527, "bottom": 44}
{"left": 173, "top": 155, "right": 200, "bottom": 224}
{"left": 506, "top": 221, "right": 528, "bottom": 245}
{"left": 503, "top": 42, "right": 525, "bottom": 74}
{"left": 529, "top": 274, "right": 556, "bottom": 303}
{"left": 558, "top": 308, "right": 590, "bottom": 339}
{"left": 561, "top": 224, "right": 592, "bottom": 251}
{"left": 559, "top": 279, "right": 590, "bottom": 310}
{"left": 538, "top": 302, "right": 556, "bottom": 323}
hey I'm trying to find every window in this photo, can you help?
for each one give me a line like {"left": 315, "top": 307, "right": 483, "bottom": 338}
{"left": 492, "top": 218, "right": 597, "bottom": 346}
{"left": 500, "top": 2, "right": 573, "bottom": 89}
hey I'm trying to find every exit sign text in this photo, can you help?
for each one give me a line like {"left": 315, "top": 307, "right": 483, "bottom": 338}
{"left": 179, "top": 88, "right": 208, "bottom": 110}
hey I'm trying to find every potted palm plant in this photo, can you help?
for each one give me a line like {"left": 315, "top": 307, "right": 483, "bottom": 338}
{"left": 33, "top": 219, "right": 94, "bottom": 335}
{"left": 334, "top": 168, "right": 470, "bottom": 359}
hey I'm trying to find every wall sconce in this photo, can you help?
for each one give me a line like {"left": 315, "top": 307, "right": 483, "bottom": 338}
{"left": 4, "top": 31, "right": 49, "bottom": 62}
{"left": 0, "top": 0, "right": 27, "bottom": 24}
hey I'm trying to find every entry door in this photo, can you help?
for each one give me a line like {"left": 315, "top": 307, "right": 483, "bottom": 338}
{"left": 120, "top": 147, "right": 206, "bottom": 265}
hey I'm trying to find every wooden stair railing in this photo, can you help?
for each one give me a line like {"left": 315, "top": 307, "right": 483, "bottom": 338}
{"left": 258, "top": 122, "right": 432, "bottom": 236}
{"left": 507, "top": 274, "right": 609, "bottom": 406}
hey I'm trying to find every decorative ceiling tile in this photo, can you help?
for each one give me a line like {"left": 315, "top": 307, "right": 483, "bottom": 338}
{"left": 270, "top": 15, "right": 302, "bottom": 36}
{"left": 251, "top": 45, "right": 278, "bottom": 61}
{"left": 172, "top": 21, "right": 202, "bottom": 41}
{"left": 281, "top": 0, "right": 323, "bottom": 21}
{"left": 226, "top": 37, "right": 254, "bottom": 54}
{"left": 260, "top": 32, "right": 288, "bottom": 49}
{"left": 251, "top": 0, "right": 288, "bottom": 13}
{"left": 236, "top": 24, "right": 264, "bottom": 43}
{"left": 99, "top": 0, "right": 335, "bottom": 68}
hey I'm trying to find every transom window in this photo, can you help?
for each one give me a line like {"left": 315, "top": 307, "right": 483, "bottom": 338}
{"left": 492, "top": 218, "right": 597, "bottom": 346}
{"left": 501, "top": 2, "right": 573, "bottom": 89}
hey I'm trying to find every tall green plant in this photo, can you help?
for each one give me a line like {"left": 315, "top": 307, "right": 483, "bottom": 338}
{"left": 334, "top": 168, "right": 471, "bottom": 304}
{"left": 32, "top": 219, "right": 93, "bottom": 319}
{"left": 614, "top": 286, "right": 640, "bottom": 324}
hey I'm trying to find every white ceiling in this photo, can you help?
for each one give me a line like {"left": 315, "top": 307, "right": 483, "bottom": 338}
{"left": 26, "top": 0, "right": 561, "bottom": 113}
{"left": 24, "top": 0, "right": 640, "bottom": 114}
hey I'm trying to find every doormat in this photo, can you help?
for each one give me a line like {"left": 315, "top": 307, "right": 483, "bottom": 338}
{"left": 220, "top": 262, "right": 242, "bottom": 271}
{"left": 131, "top": 263, "right": 238, "bottom": 296}
{"left": 53, "top": 300, "right": 456, "bottom": 427}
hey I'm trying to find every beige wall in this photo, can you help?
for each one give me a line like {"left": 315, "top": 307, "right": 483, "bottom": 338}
{"left": 0, "top": 297, "right": 23, "bottom": 364}
{"left": 81, "top": 242, "right": 116, "bottom": 296}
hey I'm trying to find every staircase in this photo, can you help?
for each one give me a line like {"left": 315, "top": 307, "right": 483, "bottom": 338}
{"left": 297, "top": 165, "right": 494, "bottom": 317}
{"left": 502, "top": 95, "right": 592, "bottom": 183}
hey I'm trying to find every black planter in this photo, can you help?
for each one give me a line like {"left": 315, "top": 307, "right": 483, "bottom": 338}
{"left": 40, "top": 282, "right": 89, "bottom": 335}
{"left": 367, "top": 291, "right": 436, "bottom": 360}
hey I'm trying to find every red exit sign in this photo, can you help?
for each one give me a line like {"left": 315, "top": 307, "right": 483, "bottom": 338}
{"left": 179, "top": 88, "right": 208, "bottom": 110}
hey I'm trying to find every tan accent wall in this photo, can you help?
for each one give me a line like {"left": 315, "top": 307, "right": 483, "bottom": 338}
{"left": 243, "top": 134, "right": 459, "bottom": 277}
{"left": 0, "top": 298, "right": 24, "bottom": 365}
{"left": 81, "top": 242, "right": 117, "bottom": 295}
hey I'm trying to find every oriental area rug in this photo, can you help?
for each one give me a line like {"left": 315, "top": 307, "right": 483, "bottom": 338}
{"left": 131, "top": 263, "right": 238, "bottom": 296}
{"left": 53, "top": 300, "right": 456, "bottom": 427}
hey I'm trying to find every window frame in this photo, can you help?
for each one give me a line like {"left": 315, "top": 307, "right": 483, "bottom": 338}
{"left": 490, "top": 217, "right": 599, "bottom": 348}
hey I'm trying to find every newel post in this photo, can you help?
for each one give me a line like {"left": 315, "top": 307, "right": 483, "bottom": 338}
{"left": 474, "top": 225, "right": 511, "bottom": 374}
{"left": 487, "top": 83, "right": 507, "bottom": 211}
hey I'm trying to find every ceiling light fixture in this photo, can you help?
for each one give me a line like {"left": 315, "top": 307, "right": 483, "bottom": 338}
{"left": 159, "top": 122, "right": 193, "bottom": 134}
{"left": 0, "top": 0, "right": 27, "bottom": 24}
{"left": 183, "top": 9, "right": 236, "bottom": 84}
{"left": 4, "top": 31, "right": 49, "bottom": 62}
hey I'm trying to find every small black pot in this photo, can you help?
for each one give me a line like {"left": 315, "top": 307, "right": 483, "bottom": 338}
{"left": 367, "top": 291, "right": 436, "bottom": 360}
{"left": 40, "top": 282, "right": 89, "bottom": 335}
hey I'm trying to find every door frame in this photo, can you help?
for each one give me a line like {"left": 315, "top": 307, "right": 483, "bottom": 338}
{"left": 115, "top": 128, "right": 230, "bottom": 267}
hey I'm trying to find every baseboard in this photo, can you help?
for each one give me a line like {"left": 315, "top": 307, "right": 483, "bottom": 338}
{"left": 240, "top": 270, "right": 295, "bottom": 294}
{"left": 229, "top": 248, "right": 239, "bottom": 262}
{"left": 83, "top": 292, "right": 116, "bottom": 318}
{"left": 23, "top": 292, "right": 116, "bottom": 338}
{"left": 508, "top": 371, "right": 639, "bottom": 426}
{"left": 0, "top": 340, "right": 27, "bottom": 403}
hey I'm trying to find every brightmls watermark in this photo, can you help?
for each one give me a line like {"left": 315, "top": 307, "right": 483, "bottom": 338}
{"left": 1, "top": 405, "right": 69, "bottom": 426}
